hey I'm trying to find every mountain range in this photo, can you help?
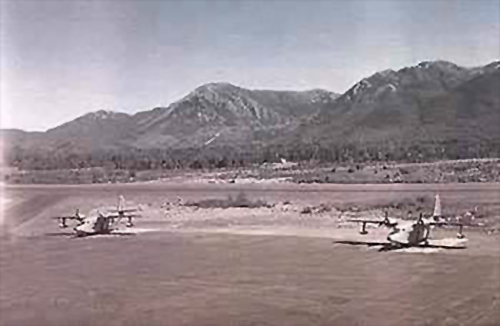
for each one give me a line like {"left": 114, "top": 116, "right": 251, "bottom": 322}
{"left": 2, "top": 60, "right": 499, "bottom": 168}
{"left": 293, "top": 60, "right": 500, "bottom": 148}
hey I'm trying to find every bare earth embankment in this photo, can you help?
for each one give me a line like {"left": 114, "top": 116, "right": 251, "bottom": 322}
{"left": 1, "top": 182, "right": 500, "bottom": 326}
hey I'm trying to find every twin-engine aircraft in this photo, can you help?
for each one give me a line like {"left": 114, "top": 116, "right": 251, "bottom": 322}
{"left": 52, "top": 195, "right": 141, "bottom": 237}
{"left": 336, "top": 195, "right": 471, "bottom": 251}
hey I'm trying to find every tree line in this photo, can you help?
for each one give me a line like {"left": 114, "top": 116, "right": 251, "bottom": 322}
{"left": 5, "top": 139, "right": 500, "bottom": 171}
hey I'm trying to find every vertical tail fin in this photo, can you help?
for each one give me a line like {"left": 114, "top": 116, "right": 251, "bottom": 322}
{"left": 118, "top": 195, "right": 126, "bottom": 212}
{"left": 433, "top": 194, "right": 442, "bottom": 218}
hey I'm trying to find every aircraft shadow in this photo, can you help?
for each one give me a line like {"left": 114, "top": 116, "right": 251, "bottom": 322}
{"left": 333, "top": 240, "right": 467, "bottom": 252}
{"left": 43, "top": 232, "right": 137, "bottom": 238}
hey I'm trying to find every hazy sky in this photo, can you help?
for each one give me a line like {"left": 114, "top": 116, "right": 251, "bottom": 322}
{"left": 1, "top": 0, "right": 499, "bottom": 131}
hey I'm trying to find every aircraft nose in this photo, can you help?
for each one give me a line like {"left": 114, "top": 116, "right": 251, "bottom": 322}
{"left": 74, "top": 225, "right": 85, "bottom": 232}
{"left": 387, "top": 233, "right": 408, "bottom": 245}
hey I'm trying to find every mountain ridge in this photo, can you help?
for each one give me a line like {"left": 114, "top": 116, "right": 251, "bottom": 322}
{"left": 2, "top": 60, "right": 499, "bottom": 169}
{"left": 2, "top": 84, "right": 340, "bottom": 155}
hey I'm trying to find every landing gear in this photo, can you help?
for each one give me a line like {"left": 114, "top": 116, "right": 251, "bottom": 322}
{"left": 457, "top": 225, "right": 465, "bottom": 239}
{"left": 126, "top": 216, "right": 134, "bottom": 228}
{"left": 359, "top": 222, "right": 368, "bottom": 235}
{"left": 59, "top": 217, "right": 67, "bottom": 228}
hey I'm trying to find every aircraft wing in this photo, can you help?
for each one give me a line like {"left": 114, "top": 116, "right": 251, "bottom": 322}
{"left": 346, "top": 218, "right": 397, "bottom": 227}
{"left": 427, "top": 221, "right": 462, "bottom": 227}
{"left": 108, "top": 208, "right": 139, "bottom": 213}
{"left": 51, "top": 215, "right": 84, "bottom": 220}
{"left": 426, "top": 220, "right": 467, "bottom": 229}
{"left": 420, "top": 238, "right": 468, "bottom": 249}
{"left": 106, "top": 213, "right": 142, "bottom": 218}
{"left": 346, "top": 219, "right": 385, "bottom": 225}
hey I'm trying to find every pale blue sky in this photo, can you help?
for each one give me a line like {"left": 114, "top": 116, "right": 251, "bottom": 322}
{"left": 1, "top": 0, "right": 499, "bottom": 131}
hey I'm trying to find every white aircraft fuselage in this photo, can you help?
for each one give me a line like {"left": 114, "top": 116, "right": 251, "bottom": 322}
{"left": 386, "top": 220, "right": 432, "bottom": 246}
{"left": 73, "top": 214, "right": 115, "bottom": 237}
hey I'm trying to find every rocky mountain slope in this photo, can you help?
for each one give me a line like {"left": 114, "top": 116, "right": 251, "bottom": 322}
{"left": 2, "top": 84, "right": 339, "bottom": 156}
{"left": 287, "top": 60, "right": 500, "bottom": 159}
{"left": 129, "top": 83, "right": 338, "bottom": 149}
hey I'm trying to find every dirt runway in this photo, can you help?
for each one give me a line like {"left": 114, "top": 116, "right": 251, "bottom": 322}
{"left": 1, "top": 183, "right": 499, "bottom": 326}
